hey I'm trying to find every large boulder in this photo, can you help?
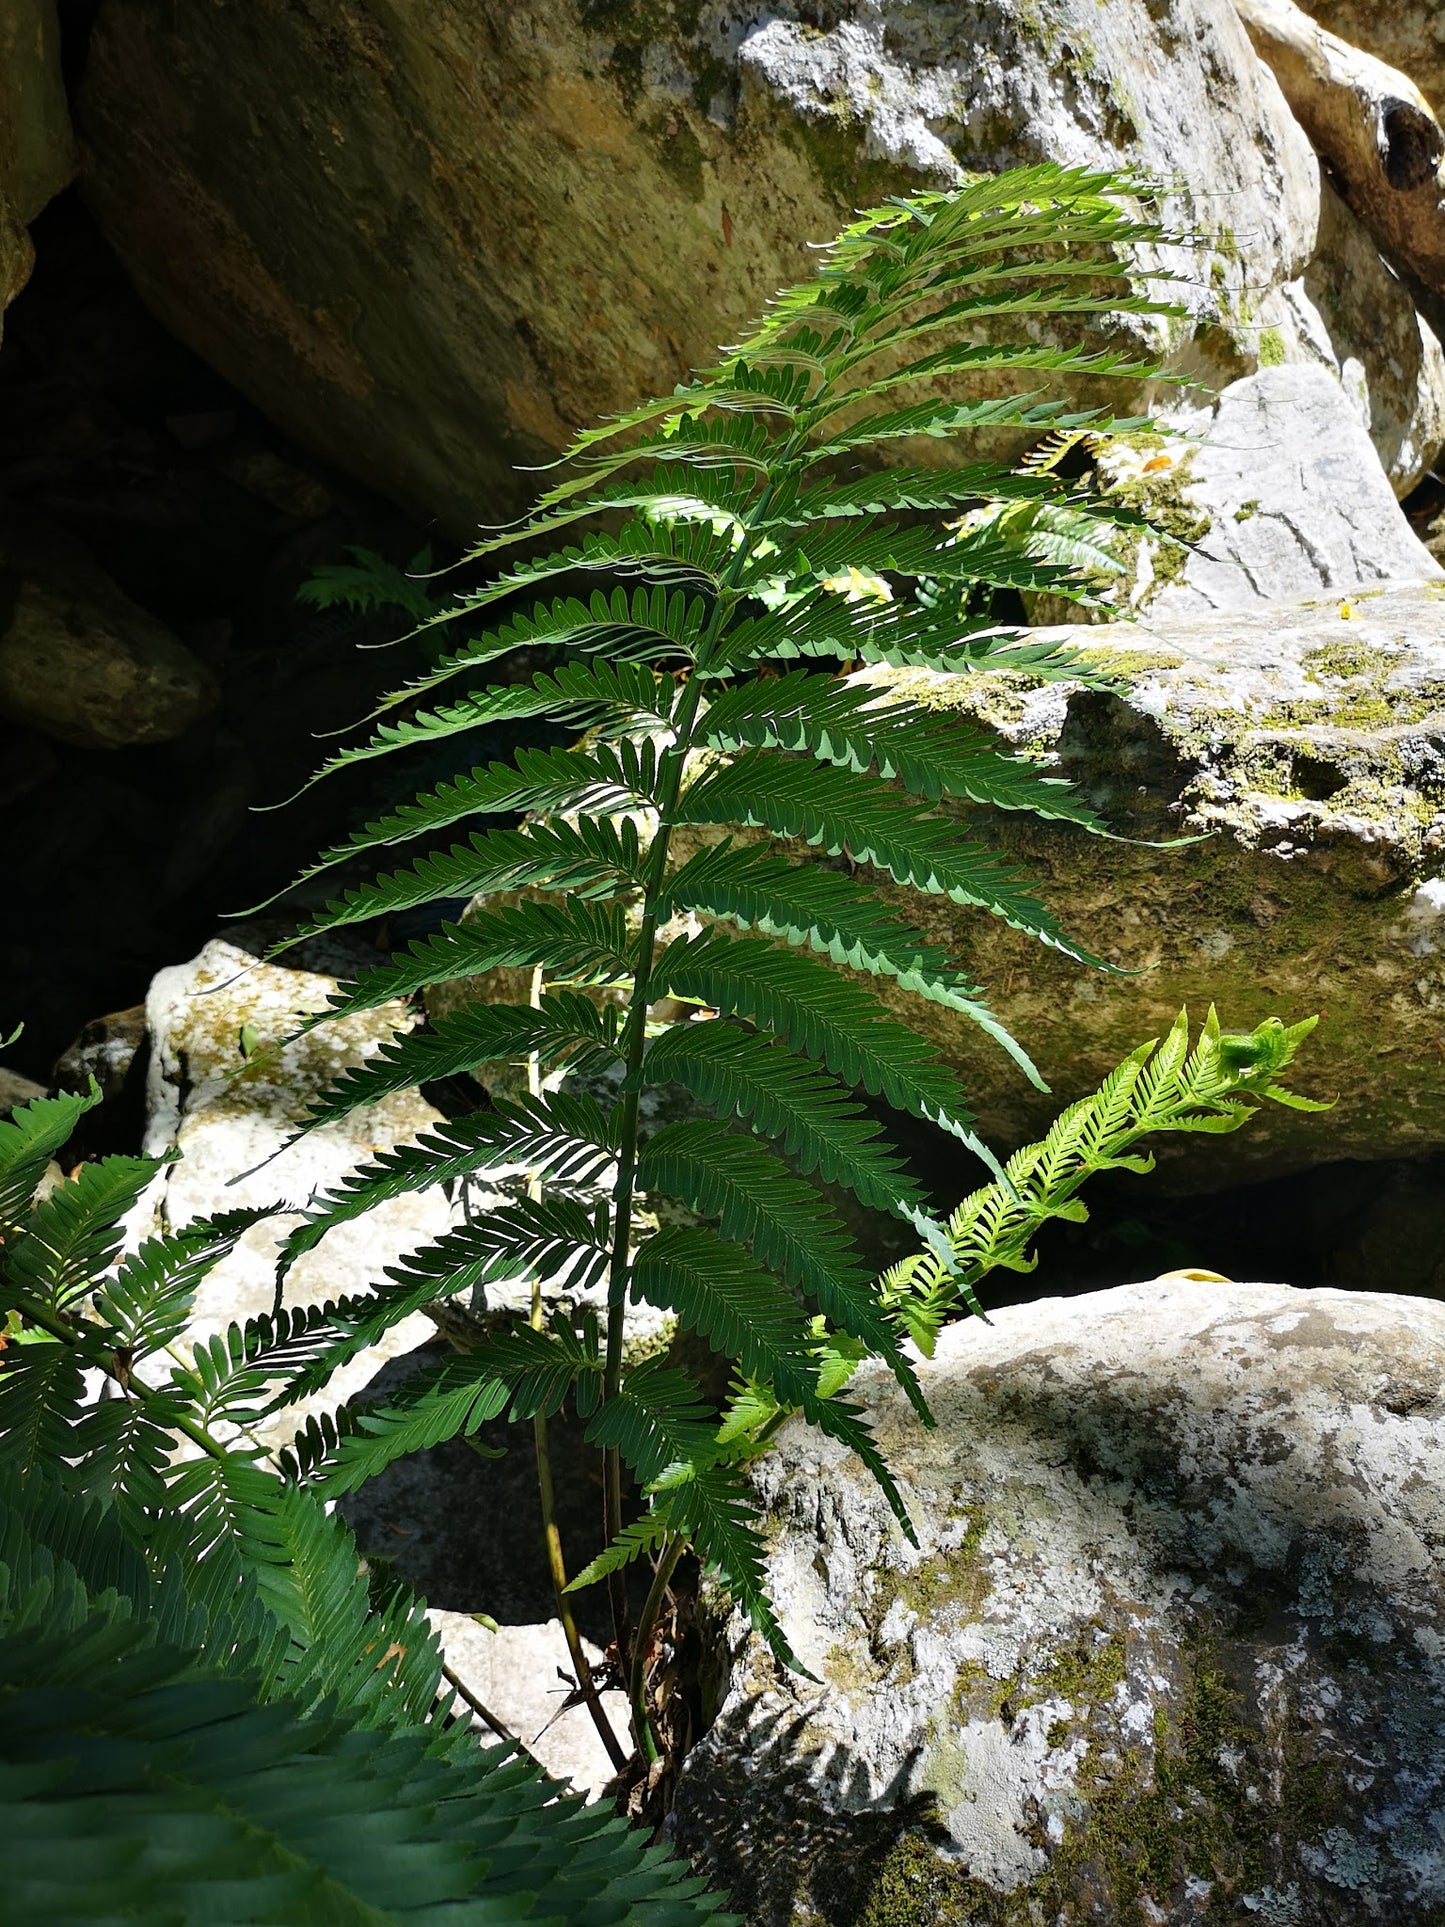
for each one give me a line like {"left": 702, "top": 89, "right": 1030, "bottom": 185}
{"left": 1294, "top": 3, "right": 1445, "bottom": 121}
{"left": 674, "top": 1276, "right": 1445, "bottom": 1925}
{"left": 0, "top": 524, "right": 217, "bottom": 747}
{"left": 74, "top": 0, "right": 1322, "bottom": 533}
{"left": 855, "top": 581, "right": 1445, "bottom": 1187}
{"left": 0, "top": 0, "right": 74, "bottom": 338}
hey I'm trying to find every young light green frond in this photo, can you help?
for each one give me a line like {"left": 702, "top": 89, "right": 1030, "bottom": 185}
{"left": 7, "top": 1155, "right": 163, "bottom": 1312}
{"left": 286, "top": 826, "right": 643, "bottom": 950}
{"left": 678, "top": 751, "right": 1102, "bottom": 963}
{"left": 880, "top": 1009, "right": 1323, "bottom": 1346}
{"left": 277, "top": 1090, "right": 620, "bottom": 1273}
{"left": 640, "top": 1021, "right": 924, "bottom": 1219}
{"left": 636, "top": 1119, "right": 922, "bottom": 1412}
{"left": 290, "top": 992, "right": 621, "bottom": 1139}
{"left": 94, "top": 1210, "right": 266, "bottom": 1361}
{"left": 655, "top": 929, "right": 994, "bottom": 1137}
{"left": 0, "top": 1085, "right": 102, "bottom": 1233}
{"left": 629, "top": 1225, "right": 820, "bottom": 1401}
{"left": 697, "top": 669, "right": 1106, "bottom": 825}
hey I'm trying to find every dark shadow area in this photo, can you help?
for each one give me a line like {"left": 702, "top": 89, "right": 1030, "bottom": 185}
{"left": 335, "top": 1341, "right": 642, "bottom": 1645}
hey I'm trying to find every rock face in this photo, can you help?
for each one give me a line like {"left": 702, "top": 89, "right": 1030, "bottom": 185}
{"left": 856, "top": 581, "right": 1445, "bottom": 1186}
{"left": 0, "top": 0, "right": 74, "bottom": 335}
{"left": 0, "top": 527, "right": 217, "bottom": 747}
{"left": 75, "top": 0, "right": 1320, "bottom": 533}
{"left": 1296, "top": 3, "right": 1445, "bottom": 121}
{"left": 674, "top": 1277, "right": 1445, "bottom": 1926}
{"left": 1155, "top": 364, "right": 1442, "bottom": 611}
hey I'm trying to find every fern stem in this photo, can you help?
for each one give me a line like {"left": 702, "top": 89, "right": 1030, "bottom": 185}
{"left": 628, "top": 1535, "right": 686, "bottom": 1766}
{"left": 6, "top": 1288, "right": 231, "bottom": 1465}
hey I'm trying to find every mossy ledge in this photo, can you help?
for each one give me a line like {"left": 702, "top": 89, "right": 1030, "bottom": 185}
{"left": 847, "top": 581, "right": 1445, "bottom": 1187}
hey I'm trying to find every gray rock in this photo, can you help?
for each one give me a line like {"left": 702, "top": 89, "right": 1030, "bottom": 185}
{"left": 429, "top": 1613, "right": 627, "bottom": 1800}
{"left": 853, "top": 581, "right": 1445, "bottom": 1186}
{"left": 0, "top": 1064, "right": 45, "bottom": 1118}
{"left": 0, "top": 0, "right": 73, "bottom": 339}
{"left": 76, "top": 0, "right": 1317, "bottom": 533}
{"left": 0, "top": 529, "right": 217, "bottom": 747}
{"left": 1293, "top": 180, "right": 1445, "bottom": 497}
{"left": 1154, "top": 364, "right": 1442, "bottom": 613}
{"left": 674, "top": 1277, "right": 1445, "bottom": 1925}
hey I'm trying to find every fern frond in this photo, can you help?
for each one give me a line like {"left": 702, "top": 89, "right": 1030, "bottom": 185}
{"left": 0, "top": 1342, "right": 86, "bottom": 1473}
{"left": 636, "top": 1118, "right": 924, "bottom": 1414}
{"left": 698, "top": 668, "right": 1105, "bottom": 824}
{"left": 94, "top": 1211, "right": 267, "bottom": 1361}
{"left": 657, "top": 842, "right": 1037, "bottom": 1078}
{"left": 290, "top": 992, "right": 622, "bottom": 1138}
{"left": 291, "top": 740, "right": 661, "bottom": 890}
{"left": 629, "top": 1226, "right": 819, "bottom": 1400}
{"left": 6, "top": 1154, "right": 162, "bottom": 1310}
{"left": 278, "top": 1090, "right": 619, "bottom": 1272}
{"left": 640, "top": 1021, "right": 925, "bottom": 1219}
{"left": 301, "top": 1323, "right": 597, "bottom": 1497}
{"left": 650, "top": 1454, "right": 800, "bottom": 1670}
{"left": 678, "top": 751, "right": 1100, "bottom": 963}
{"left": 881, "top": 1010, "right": 1324, "bottom": 1349}
{"left": 293, "top": 846, "right": 640, "bottom": 954}
{"left": 374, "top": 1194, "right": 613, "bottom": 1305}
{"left": 0, "top": 1087, "right": 102, "bottom": 1232}
{"left": 654, "top": 929, "right": 989, "bottom": 1140}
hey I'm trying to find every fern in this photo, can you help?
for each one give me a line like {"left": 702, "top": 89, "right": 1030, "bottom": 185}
{"left": 0, "top": 1093, "right": 729, "bottom": 1923}
{"left": 246, "top": 166, "right": 1321, "bottom": 1776}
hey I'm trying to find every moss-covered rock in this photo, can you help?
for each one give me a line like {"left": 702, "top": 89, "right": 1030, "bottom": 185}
{"left": 0, "top": 0, "right": 74, "bottom": 341}
{"left": 846, "top": 580, "right": 1445, "bottom": 1186}
{"left": 75, "top": 0, "right": 1324, "bottom": 533}
{"left": 673, "top": 1277, "right": 1445, "bottom": 1924}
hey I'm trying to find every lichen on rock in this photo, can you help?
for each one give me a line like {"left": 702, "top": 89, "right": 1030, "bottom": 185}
{"left": 673, "top": 1277, "right": 1445, "bottom": 1924}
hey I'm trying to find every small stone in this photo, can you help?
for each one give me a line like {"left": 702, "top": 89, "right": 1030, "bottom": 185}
{"left": 0, "top": 1064, "right": 45, "bottom": 1118}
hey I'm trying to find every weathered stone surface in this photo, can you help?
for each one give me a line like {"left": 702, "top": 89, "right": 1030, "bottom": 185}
{"left": 1295, "top": 3, "right": 1445, "bottom": 122}
{"left": 0, "top": 526, "right": 217, "bottom": 747}
{"left": 675, "top": 1277, "right": 1445, "bottom": 1925}
{"left": 132, "top": 936, "right": 454, "bottom": 1449}
{"left": 1292, "top": 180, "right": 1445, "bottom": 496}
{"left": 76, "top": 0, "right": 1317, "bottom": 533}
{"left": 0, "top": 0, "right": 74, "bottom": 340}
{"left": 0, "top": 1064, "right": 45, "bottom": 1117}
{"left": 1151, "top": 365, "right": 1442, "bottom": 612}
{"left": 1, "top": 0, "right": 74, "bottom": 224}
{"left": 855, "top": 581, "right": 1445, "bottom": 1185}
{"left": 429, "top": 1613, "right": 626, "bottom": 1800}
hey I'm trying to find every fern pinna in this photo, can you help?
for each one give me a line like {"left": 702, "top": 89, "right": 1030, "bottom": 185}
{"left": 253, "top": 166, "right": 1219, "bottom": 1763}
